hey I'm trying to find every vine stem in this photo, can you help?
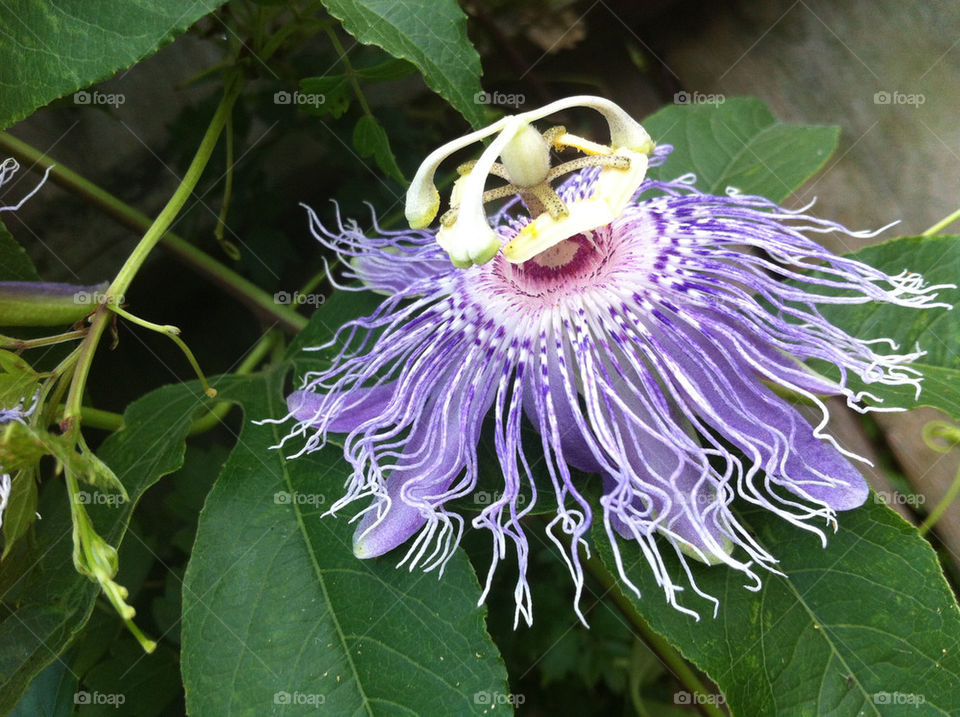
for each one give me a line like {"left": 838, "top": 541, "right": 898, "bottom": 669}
{"left": 108, "top": 305, "right": 217, "bottom": 398}
{"left": 55, "top": 326, "right": 280, "bottom": 434}
{"left": 582, "top": 553, "right": 727, "bottom": 717}
{"left": 63, "top": 79, "right": 243, "bottom": 428}
{"left": 0, "top": 133, "right": 306, "bottom": 334}
{"left": 922, "top": 204, "right": 960, "bottom": 236}
{"left": 918, "top": 422, "right": 960, "bottom": 536}
{"left": 0, "top": 328, "right": 87, "bottom": 351}
{"left": 323, "top": 25, "right": 374, "bottom": 118}
{"left": 918, "top": 467, "right": 960, "bottom": 537}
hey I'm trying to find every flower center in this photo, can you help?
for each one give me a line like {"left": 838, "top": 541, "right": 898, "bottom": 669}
{"left": 491, "top": 230, "right": 612, "bottom": 300}
{"left": 528, "top": 237, "right": 582, "bottom": 269}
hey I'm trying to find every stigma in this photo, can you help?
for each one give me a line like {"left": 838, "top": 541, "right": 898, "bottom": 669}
{"left": 404, "top": 96, "right": 655, "bottom": 268}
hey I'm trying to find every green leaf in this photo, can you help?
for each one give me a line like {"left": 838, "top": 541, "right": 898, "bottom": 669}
{"left": 181, "top": 370, "right": 509, "bottom": 715}
{"left": 79, "top": 641, "right": 181, "bottom": 717}
{"left": 0, "top": 349, "right": 39, "bottom": 407}
{"left": 319, "top": 0, "right": 485, "bottom": 128}
{"left": 643, "top": 97, "right": 840, "bottom": 201}
{"left": 8, "top": 657, "right": 77, "bottom": 717}
{"left": 352, "top": 114, "right": 406, "bottom": 183}
{"left": 817, "top": 234, "right": 960, "bottom": 419}
{"left": 0, "top": 351, "right": 41, "bottom": 554}
{"left": 0, "top": 221, "right": 40, "bottom": 281}
{"left": 594, "top": 497, "right": 960, "bottom": 715}
{"left": 1, "top": 469, "right": 38, "bottom": 558}
{"left": 0, "top": 421, "right": 122, "bottom": 494}
{"left": 299, "top": 76, "right": 353, "bottom": 118}
{"left": 0, "top": 0, "right": 226, "bottom": 130}
{"left": 356, "top": 57, "right": 417, "bottom": 83}
{"left": 0, "top": 382, "right": 205, "bottom": 712}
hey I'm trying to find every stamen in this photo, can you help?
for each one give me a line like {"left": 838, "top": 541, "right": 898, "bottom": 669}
{"left": 405, "top": 96, "right": 654, "bottom": 268}
{"left": 529, "top": 182, "right": 569, "bottom": 220}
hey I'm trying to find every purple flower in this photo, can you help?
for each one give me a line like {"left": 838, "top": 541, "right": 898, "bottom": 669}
{"left": 278, "top": 100, "right": 951, "bottom": 625}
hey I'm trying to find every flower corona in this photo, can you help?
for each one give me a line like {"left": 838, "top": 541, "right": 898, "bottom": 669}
{"left": 277, "top": 98, "right": 952, "bottom": 625}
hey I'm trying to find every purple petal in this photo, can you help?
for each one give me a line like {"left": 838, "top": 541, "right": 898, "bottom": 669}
{"left": 287, "top": 383, "right": 395, "bottom": 432}
{"left": 653, "top": 319, "right": 868, "bottom": 511}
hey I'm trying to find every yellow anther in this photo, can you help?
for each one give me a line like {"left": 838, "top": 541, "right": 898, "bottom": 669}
{"left": 503, "top": 148, "right": 648, "bottom": 264}
{"left": 553, "top": 132, "right": 612, "bottom": 156}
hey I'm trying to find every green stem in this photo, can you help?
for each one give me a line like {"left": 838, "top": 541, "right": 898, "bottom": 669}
{"left": 918, "top": 466, "right": 960, "bottom": 537}
{"left": 213, "top": 111, "right": 242, "bottom": 261}
{"left": 0, "top": 328, "right": 87, "bottom": 351}
{"left": 54, "top": 329, "right": 278, "bottom": 435}
{"left": 38, "top": 344, "right": 82, "bottom": 429}
{"left": 583, "top": 553, "right": 726, "bottom": 717}
{"left": 176, "top": 58, "right": 231, "bottom": 90}
{"left": 108, "top": 305, "right": 217, "bottom": 398}
{"left": 323, "top": 25, "right": 374, "bottom": 117}
{"left": 0, "top": 133, "right": 306, "bottom": 334}
{"left": 72, "top": 405, "right": 124, "bottom": 431}
{"left": 922, "top": 205, "right": 960, "bottom": 236}
{"left": 54, "top": 329, "right": 279, "bottom": 436}
{"left": 63, "top": 79, "right": 243, "bottom": 428}
{"left": 917, "top": 421, "right": 960, "bottom": 536}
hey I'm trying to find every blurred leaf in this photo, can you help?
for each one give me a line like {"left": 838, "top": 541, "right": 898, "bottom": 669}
{"left": 356, "top": 57, "right": 416, "bottom": 83}
{"left": 299, "top": 57, "right": 416, "bottom": 121}
{"left": 0, "top": 221, "right": 40, "bottom": 281}
{"left": 162, "top": 442, "right": 228, "bottom": 556}
{"left": 644, "top": 97, "right": 840, "bottom": 202}
{"left": 817, "top": 234, "right": 960, "bottom": 419}
{"left": 0, "top": 382, "right": 205, "bottom": 712}
{"left": 77, "top": 641, "right": 180, "bottom": 717}
{"left": 66, "top": 610, "right": 122, "bottom": 688}
{"left": 299, "top": 75, "right": 352, "bottom": 118}
{"left": 8, "top": 657, "right": 77, "bottom": 717}
{"left": 595, "top": 498, "right": 960, "bottom": 715}
{"left": 0, "top": 0, "right": 226, "bottom": 130}
{"left": 320, "top": 0, "right": 485, "bottom": 128}
{"left": 352, "top": 114, "right": 405, "bottom": 183}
